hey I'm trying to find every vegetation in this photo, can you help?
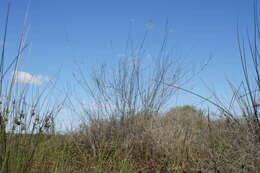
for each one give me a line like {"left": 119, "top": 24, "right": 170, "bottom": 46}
{"left": 0, "top": 1, "right": 259, "bottom": 173}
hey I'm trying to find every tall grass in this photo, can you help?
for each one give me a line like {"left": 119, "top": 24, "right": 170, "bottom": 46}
{"left": 70, "top": 2, "right": 260, "bottom": 173}
{"left": 0, "top": 2, "right": 62, "bottom": 173}
{"left": 0, "top": 1, "right": 258, "bottom": 173}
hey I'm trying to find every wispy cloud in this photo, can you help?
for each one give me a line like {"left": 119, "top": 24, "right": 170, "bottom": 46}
{"left": 13, "top": 71, "right": 49, "bottom": 85}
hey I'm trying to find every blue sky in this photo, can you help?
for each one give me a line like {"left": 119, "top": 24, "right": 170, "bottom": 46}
{"left": 0, "top": 0, "right": 258, "bottom": 130}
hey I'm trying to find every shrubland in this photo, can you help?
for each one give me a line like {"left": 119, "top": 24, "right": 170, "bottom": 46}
{"left": 0, "top": 1, "right": 259, "bottom": 173}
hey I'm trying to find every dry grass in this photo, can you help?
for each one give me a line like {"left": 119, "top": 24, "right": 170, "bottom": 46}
{"left": 14, "top": 106, "right": 255, "bottom": 173}
{"left": 1, "top": 1, "right": 259, "bottom": 173}
{"left": 69, "top": 106, "right": 259, "bottom": 173}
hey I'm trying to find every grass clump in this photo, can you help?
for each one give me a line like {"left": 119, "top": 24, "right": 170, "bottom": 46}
{"left": 0, "top": 1, "right": 259, "bottom": 173}
{"left": 0, "top": 3, "right": 62, "bottom": 173}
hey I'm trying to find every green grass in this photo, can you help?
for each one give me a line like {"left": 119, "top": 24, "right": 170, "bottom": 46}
{"left": 0, "top": 1, "right": 259, "bottom": 172}
{"left": 1, "top": 106, "right": 257, "bottom": 173}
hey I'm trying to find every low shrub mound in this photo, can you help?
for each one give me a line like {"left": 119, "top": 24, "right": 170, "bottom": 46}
{"left": 70, "top": 105, "right": 260, "bottom": 172}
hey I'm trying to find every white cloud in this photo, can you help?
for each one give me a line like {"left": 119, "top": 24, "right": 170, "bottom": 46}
{"left": 13, "top": 71, "right": 49, "bottom": 85}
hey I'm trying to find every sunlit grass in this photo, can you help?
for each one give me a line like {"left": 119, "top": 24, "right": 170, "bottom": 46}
{"left": 0, "top": 1, "right": 259, "bottom": 173}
